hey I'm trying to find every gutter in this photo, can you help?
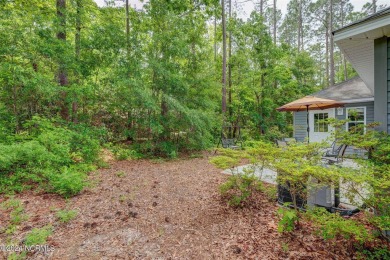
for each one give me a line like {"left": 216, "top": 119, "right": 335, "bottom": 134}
{"left": 332, "top": 7, "right": 390, "bottom": 36}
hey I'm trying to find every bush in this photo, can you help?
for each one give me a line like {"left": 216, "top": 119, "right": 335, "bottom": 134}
{"left": 48, "top": 167, "right": 88, "bottom": 198}
{"left": 277, "top": 206, "right": 298, "bottom": 233}
{"left": 359, "top": 246, "right": 390, "bottom": 260}
{"left": 1, "top": 198, "right": 28, "bottom": 236}
{"left": 158, "top": 141, "right": 178, "bottom": 158}
{"left": 371, "top": 135, "right": 390, "bottom": 164}
{"left": 113, "top": 147, "right": 134, "bottom": 160}
{"left": 56, "top": 209, "right": 78, "bottom": 223}
{"left": 305, "top": 207, "right": 371, "bottom": 243}
{"left": 0, "top": 116, "right": 101, "bottom": 197}
{"left": 24, "top": 225, "right": 53, "bottom": 246}
{"left": 219, "top": 173, "right": 263, "bottom": 207}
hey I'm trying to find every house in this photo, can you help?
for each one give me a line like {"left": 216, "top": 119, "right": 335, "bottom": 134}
{"left": 333, "top": 7, "right": 390, "bottom": 134}
{"left": 293, "top": 77, "right": 374, "bottom": 144}
{"left": 293, "top": 7, "right": 390, "bottom": 144}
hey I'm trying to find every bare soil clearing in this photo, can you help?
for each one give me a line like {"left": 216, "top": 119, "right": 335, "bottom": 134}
{"left": 1, "top": 156, "right": 360, "bottom": 259}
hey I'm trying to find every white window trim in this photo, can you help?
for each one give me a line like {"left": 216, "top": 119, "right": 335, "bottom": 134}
{"left": 345, "top": 107, "right": 366, "bottom": 132}
{"left": 313, "top": 112, "right": 329, "bottom": 133}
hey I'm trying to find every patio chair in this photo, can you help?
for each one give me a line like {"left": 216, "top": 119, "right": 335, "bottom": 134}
{"left": 221, "top": 138, "right": 241, "bottom": 149}
{"left": 322, "top": 144, "right": 348, "bottom": 164}
{"left": 322, "top": 140, "right": 340, "bottom": 157}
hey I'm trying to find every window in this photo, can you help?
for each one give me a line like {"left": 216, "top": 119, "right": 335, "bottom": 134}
{"left": 314, "top": 113, "right": 329, "bottom": 132}
{"left": 346, "top": 107, "right": 365, "bottom": 133}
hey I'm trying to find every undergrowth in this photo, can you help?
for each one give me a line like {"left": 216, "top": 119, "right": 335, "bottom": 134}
{"left": 0, "top": 116, "right": 101, "bottom": 197}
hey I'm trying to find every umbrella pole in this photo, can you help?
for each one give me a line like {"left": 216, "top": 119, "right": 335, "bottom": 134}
{"left": 306, "top": 105, "right": 310, "bottom": 143}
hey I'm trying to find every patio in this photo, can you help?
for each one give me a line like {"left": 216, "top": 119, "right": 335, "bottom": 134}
{"left": 222, "top": 159, "right": 367, "bottom": 209}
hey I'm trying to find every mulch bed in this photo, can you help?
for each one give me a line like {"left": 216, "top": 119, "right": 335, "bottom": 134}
{"left": 0, "top": 154, "right": 386, "bottom": 259}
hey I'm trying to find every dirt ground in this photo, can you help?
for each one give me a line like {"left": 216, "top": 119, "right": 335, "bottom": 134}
{"left": 0, "top": 155, "right": 370, "bottom": 259}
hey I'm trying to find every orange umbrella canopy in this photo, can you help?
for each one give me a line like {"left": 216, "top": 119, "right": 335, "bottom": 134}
{"left": 276, "top": 96, "right": 344, "bottom": 112}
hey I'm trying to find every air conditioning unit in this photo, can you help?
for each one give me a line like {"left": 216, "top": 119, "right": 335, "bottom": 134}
{"left": 307, "top": 177, "right": 335, "bottom": 208}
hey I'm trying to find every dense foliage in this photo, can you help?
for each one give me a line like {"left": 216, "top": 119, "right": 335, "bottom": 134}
{"left": 0, "top": 0, "right": 386, "bottom": 197}
{"left": 0, "top": 116, "right": 100, "bottom": 197}
{"left": 1, "top": 0, "right": 376, "bottom": 154}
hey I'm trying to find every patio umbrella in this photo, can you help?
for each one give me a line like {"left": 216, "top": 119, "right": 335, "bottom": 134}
{"left": 276, "top": 96, "right": 344, "bottom": 143}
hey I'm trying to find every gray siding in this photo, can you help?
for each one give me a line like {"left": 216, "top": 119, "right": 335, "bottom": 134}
{"left": 388, "top": 38, "right": 390, "bottom": 133}
{"left": 335, "top": 102, "right": 374, "bottom": 157}
{"left": 293, "top": 111, "right": 307, "bottom": 142}
{"left": 335, "top": 102, "right": 374, "bottom": 124}
{"left": 374, "top": 37, "right": 388, "bottom": 133}
{"left": 293, "top": 102, "right": 374, "bottom": 158}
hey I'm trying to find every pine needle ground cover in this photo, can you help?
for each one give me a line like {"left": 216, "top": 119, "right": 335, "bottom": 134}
{"left": 1, "top": 156, "right": 387, "bottom": 259}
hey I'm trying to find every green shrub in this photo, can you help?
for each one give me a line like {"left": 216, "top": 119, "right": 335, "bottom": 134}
{"left": 7, "top": 252, "right": 27, "bottom": 260}
{"left": 358, "top": 246, "right": 390, "bottom": 260}
{"left": 372, "top": 135, "right": 390, "bottom": 164}
{"left": 277, "top": 206, "right": 298, "bottom": 233}
{"left": 113, "top": 147, "right": 133, "bottom": 160}
{"left": 219, "top": 173, "right": 262, "bottom": 207}
{"left": 1, "top": 198, "right": 28, "bottom": 235}
{"left": 24, "top": 225, "right": 53, "bottom": 246}
{"left": 69, "top": 130, "right": 100, "bottom": 163}
{"left": 116, "top": 171, "right": 126, "bottom": 178}
{"left": 111, "top": 145, "right": 140, "bottom": 161}
{"left": 158, "top": 141, "right": 178, "bottom": 158}
{"left": 0, "top": 116, "right": 101, "bottom": 197}
{"left": 262, "top": 185, "right": 277, "bottom": 202}
{"left": 210, "top": 148, "right": 242, "bottom": 171}
{"left": 56, "top": 209, "right": 78, "bottom": 223}
{"left": 305, "top": 207, "right": 371, "bottom": 243}
{"left": 48, "top": 167, "right": 88, "bottom": 198}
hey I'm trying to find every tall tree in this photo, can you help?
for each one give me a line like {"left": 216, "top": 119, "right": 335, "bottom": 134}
{"left": 221, "top": 0, "right": 227, "bottom": 114}
{"left": 340, "top": 0, "right": 347, "bottom": 80}
{"left": 73, "top": 0, "right": 83, "bottom": 122}
{"left": 57, "top": 0, "right": 69, "bottom": 120}
{"left": 329, "top": 0, "right": 335, "bottom": 86}
{"left": 280, "top": 0, "right": 310, "bottom": 52}
{"left": 228, "top": 0, "right": 233, "bottom": 125}
{"left": 273, "top": 0, "right": 277, "bottom": 43}
{"left": 125, "top": 0, "right": 130, "bottom": 59}
{"left": 297, "top": 0, "right": 302, "bottom": 52}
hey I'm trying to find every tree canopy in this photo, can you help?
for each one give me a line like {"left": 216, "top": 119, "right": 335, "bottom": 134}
{"left": 0, "top": 0, "right": 386, "bottom": 154}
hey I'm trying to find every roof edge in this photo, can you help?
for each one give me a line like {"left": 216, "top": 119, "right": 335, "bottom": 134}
{"left": 333, "top": 7, "right": 390, "bottom": 36}
{"left": 340, "top": 98, "right": 374, "bottom": 103}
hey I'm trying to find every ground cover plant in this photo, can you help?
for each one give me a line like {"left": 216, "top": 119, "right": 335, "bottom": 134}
{"left": 0, "top": 116, "right": 101, "bottom": 197}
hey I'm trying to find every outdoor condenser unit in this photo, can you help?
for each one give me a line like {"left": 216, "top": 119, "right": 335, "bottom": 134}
{"left": 307, "top": 178, "right": 335, "bottom": 208}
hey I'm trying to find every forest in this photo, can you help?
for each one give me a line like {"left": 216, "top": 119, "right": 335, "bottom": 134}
{"left": 1, "top": 0, "right": 384, "bottom": 152}
{"left": 1, "top": 0, "right": 386, "bottom": 193}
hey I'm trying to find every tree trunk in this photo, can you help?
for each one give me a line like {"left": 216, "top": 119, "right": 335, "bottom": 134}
{"left": 214, "top": 13, "right": 217, "bottom": 61}
{"left": 160, "top": 94, "right": 168, "bottom": 140}
{"left": 372, "top": 0, "right": 377, "bottom": 13}
{"left": 329, "top": 0, "right": 335, "bottom": 86}
{"left": 126, "top": 0, "right": 130, "bottom": 57}
{"left": 259, "top": 0, "right": 264, "bottom": 17}
{"left": 340, "top": 0, "right": 348, "bottom": 80}
{"left": 260, "top": 74, "right": 265, "bottom": 135}
{"left": 273, "top": 0, "right": 277, "bottom": 44}
{"left": 73, "top": 0, "right": 82, "bottom": 123}
{"left": 221, "top": 0, "right": 227, "bottom": 114}
{"left": 57, "top": 0, "right": 69, "bottom": 121}
{"left": 325, "top": 28, "right": 329, "bottom": 88}
{"left": 228, "top": 0, "right": 232, "bottom": 135}
{"left": 297, "top": 0, "right": 302, "bottom": 52}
